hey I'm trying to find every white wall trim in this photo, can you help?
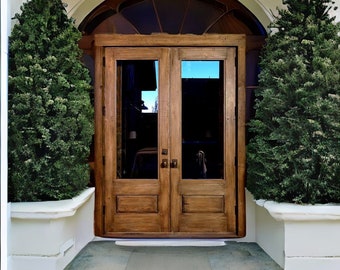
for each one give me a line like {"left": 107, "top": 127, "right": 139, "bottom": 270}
{"left": 10, "top": 188, "right": 95, "bottom": 270}
{"left": 258, "top": 200, "right": 340, "bottom": 222}
{"left": 255, "top": 199, "right": 340, "bottom": 269}
{"left": 11, "top": 187, "right": 95, "bottom": 219}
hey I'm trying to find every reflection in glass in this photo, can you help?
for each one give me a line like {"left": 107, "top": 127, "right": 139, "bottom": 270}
{"left": 116, "top": 60, "right": 158, "bottom": 179}
{"left": 181, "top": 61, "right": 224, "bottom": 179}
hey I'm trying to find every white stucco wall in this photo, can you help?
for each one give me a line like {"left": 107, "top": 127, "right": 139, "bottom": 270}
{"left": 10, "top": 188, "right": 95, "bottom": 270}
{"left": 1, "top": 0, "right": 9, "bottom": 269}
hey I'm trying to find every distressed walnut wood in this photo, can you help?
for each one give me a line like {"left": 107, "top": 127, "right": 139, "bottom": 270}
{"left": 92, "top": 34, "right": 246, "bottom": 238}
{"left": 182, "top": 196, "right": 225, "bottom": 213}
{"left": 117, "top": 196, "right": 158, "bottom": 213}
{"left": 93, "top": 46, "right": 104, "bottom": 236}
{"left": 94, "top": 33, "right": 246, "bottom": 47}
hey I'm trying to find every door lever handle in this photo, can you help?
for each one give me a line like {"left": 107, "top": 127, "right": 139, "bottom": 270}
{"left": 161, "top": 159, "right": 168, "bottom": 168}
{"left": 170, "top": 159, "right": 178, "bottom": 168}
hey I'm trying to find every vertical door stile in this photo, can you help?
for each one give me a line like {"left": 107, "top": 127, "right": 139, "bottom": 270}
{"left": 224, "top": 48, "right": 237, "bottom": 232}
{"left": 170, "top": 48, "right": 182, "bottom": 233}
{"left": 158, "top": 48, "right": 171, "bottom": 232}
{"left": 94, "top": 46, "right": 105, "bottom": 236}
{"left": 104, "top": 48, "right": 116, "bottom": 233}
{"left": 237, "top": 42, "right": 247, "bottom": 237}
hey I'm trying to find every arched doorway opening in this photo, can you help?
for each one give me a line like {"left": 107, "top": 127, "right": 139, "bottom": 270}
{"left": 78, "top": 0, "right": 266, "bottom": 35}
{"left": 79, "top": 0, "right": 266, "bottom": 238}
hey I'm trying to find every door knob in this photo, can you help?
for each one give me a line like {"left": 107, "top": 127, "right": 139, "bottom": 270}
{"left": 161, "top": 159, "right": 168, "bottom": 168}
{"left": 170, "top": 159, "right": 178, "bottom": 168}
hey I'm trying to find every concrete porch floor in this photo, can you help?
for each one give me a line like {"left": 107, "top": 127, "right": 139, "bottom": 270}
{"left": 65, "top": 241, "right": 282, "bottom": 270}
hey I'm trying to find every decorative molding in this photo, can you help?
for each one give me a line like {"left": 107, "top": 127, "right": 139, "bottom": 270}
{"left": 11, "top": 187, "right": 95, "bottom": 219}
{"left": 256, "top": 200, "right": 340, "bottom": 222}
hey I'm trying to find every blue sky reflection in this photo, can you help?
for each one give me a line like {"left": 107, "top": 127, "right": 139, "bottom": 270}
{"left": 142, "top": 61, "right": 219, "bottom": 112}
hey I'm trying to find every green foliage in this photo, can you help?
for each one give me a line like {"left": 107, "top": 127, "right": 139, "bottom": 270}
{"left": 8, "top": 0, "right": 94, "bottom": 201}
{"left": 247, "top": 0, "right": 340, "bottom": 204}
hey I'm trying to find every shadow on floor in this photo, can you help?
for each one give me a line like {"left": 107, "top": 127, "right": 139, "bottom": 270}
{"left": 65, "top": 241, "right": 282, "bottom": 270}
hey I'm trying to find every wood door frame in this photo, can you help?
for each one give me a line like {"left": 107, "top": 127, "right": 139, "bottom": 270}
{"left": 93, "top": 34, "right": 246, "bottom": 237}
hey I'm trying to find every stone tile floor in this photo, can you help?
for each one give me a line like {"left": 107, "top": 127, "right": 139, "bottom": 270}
{"left": 65, "top": 241, "right": 282, "bottom": 270}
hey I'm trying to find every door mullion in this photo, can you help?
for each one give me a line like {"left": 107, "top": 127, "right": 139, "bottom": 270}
{"left": 158, "top": 48, "right": 171, "bottom": 232}
{"left": 169, "top": 48, "right": 182, "bottom": 232}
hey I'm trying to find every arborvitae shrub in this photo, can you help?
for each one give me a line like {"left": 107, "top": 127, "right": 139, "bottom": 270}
{"left": 247, "top": 0, "right": 340, "bottom": 204}
{"left": 8, "top": 0, "right": 94, "bottom": 201}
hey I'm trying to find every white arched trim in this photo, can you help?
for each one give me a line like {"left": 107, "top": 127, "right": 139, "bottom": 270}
{"left": 64, "top": 0, "right": 284, "bottom": 28}
{"left": 240, "top": 0, "right": 284, "bottom": 29}
{"left": 65, "top": 0, "right": 105, "bottom": 26}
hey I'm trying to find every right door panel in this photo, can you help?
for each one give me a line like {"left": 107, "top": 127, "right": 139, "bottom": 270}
{"left": 170, "top": 48, "right": 237, "bottom": 236}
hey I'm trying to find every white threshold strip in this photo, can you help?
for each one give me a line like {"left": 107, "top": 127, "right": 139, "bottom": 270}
{"left": 114, "top": 239, "right": 226, "bottom": 247}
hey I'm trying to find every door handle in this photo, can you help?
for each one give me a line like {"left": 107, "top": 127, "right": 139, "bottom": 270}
{"left": 170, "top": 159, "right": 178, "bottom": 168}
{"left": 161, "top": 159, "right": 168, "bottom": 168}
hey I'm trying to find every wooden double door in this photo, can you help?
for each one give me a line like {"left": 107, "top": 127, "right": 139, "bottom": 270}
{"left": 99, "top": 36, "right": 245, "bottom": 238}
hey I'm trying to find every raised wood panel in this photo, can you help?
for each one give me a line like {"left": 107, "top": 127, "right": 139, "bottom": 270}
{"left": 113, "top": 214, "right": 162, "bottom": 232}
{"left": 182, "top": 196, "right": 224, "bottom": 213}
{"left": 179, "top": 180, "right": 225, "bottom": 195}
{"left": 113, "top": 180, "right": 160, "bottom": 194}
{"left": 179, "top": 213, "right": 227, "bottom": 232}
{"left": 117, "top": 196, "right": 158, "bottom": 213}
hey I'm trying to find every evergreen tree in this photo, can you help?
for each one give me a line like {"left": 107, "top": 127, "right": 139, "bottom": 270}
{"left": 8, "top": 0, "right": 94, "bottom": 201}
{"left": 247, "top": 0, "right": 340, "bottom": 204}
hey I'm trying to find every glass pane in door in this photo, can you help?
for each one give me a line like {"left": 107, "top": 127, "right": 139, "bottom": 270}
{"left": 116, "top": 60, "right": 159, "bottom": 179}
{"left": 181, "top": 61, "right": 224, "bottom": 179}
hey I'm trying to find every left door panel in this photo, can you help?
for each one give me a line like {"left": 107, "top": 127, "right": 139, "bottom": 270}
{"left": 103, "top": 48, "right": 171, "bottom": 236}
